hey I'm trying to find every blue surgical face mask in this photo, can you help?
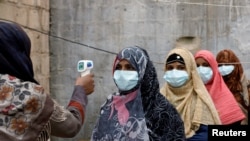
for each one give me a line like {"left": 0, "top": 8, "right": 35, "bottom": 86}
{"left": 163, "top": 69, "right": 189, "bottom": 87}
{"left": 218, "top": 65, "right": 234, "bottom": 76}
{"left": 197, "top": 66, "right": 213, "bottom": 84}
{"left": 113, "top": 70, "right": 139, "bottom": 91}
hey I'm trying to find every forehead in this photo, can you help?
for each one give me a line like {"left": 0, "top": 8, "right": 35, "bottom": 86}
{"left": 166, "top": 61, "right": 185, "bottom": 66}
{"left": 195, "top": 57, "right": 207, "bottom": 63}
{"left": 117, "top": 59, "right": 130, "bottom": 64}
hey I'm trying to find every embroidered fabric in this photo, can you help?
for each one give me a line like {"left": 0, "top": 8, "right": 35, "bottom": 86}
{"left": 0, "top": 74, "right": 54, "bottom": 141}
{"left": 50, "top": 99, "right": 70, "bottom": 122}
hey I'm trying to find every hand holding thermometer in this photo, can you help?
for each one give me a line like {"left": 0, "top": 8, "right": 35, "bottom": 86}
{"left": 77, "top": 60, "right": 93, "bottom": 77}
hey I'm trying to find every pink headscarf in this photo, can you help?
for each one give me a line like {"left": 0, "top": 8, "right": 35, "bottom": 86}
{"left": 194, "top": 50, "right": 245, "bottom": 124}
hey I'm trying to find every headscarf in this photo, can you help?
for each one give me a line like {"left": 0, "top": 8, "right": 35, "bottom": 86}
{"left": 194, "top": 50, "right": 245, "bottom": 124}
{"left": 216, "top": 49, "right": 249, "bottom": 109}
{"left": 0, "top": 21, "right": 38, "bottom": 84}
{"left": 92, "top": 46, "right": 185, "bottom": 141}
{"left": 160, "top": 47, "right": 221, "bottom": 138}
{"left": 216, "top": 49, "right": 249, "bottom": 124}
{"left": 0, "top": 21, "right": 54, "bottom": 141}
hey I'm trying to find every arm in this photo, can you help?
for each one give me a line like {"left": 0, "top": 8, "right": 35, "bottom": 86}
{"left": 50, "top": 73, "right": 95, "bottom": 138}
{"left": 187, "top": 124, "right": 208, "bottom": 141}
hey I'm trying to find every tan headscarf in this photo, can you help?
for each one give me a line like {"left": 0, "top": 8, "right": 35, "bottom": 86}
{"left": 160, "top": 47, "right": 221, "bottom": 138}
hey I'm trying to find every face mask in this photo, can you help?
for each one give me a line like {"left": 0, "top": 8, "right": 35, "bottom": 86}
{"left": 113, "top": 70, "right": 139, "bottom": 91}
{"left": 218, "top": 65, "right": 234, "bottom": 76}
{"left": 197, "top": 66, "right": 213, "bottom": 84}
{"left": 163, "top": 69, "right": 189, "bottom": 87}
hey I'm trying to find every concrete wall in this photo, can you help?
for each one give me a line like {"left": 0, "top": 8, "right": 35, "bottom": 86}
{"left": 1, "top": 0, "right": 250, "bottom": 141}
{"left": 0, "top": 0, "right": 50, "bottom": 92}
{"left": 50, "top": 0, "right": 250, "bottom": 140}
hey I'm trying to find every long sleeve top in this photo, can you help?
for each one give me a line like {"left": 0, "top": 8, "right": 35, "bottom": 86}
{"left": 0, "top": 74, "right": 88, "bottom": 141}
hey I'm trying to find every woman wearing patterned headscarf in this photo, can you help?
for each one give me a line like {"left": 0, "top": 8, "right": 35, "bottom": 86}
{"left": 195, "top": 49, "right": 245, "bottom": 125}
{"left": 160, "top": 47, "right": 221, "bottom": 141}
{"left": 216, "top": 49, "right": 249, "bottom": 125}
{"left": 91, "top": 46, "right": 185, "bottom": 141}
{"left": 0, "top": 21, "right": 95, "bottom": 141}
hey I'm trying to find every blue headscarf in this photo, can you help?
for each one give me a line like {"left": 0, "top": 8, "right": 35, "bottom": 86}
{"left": 0, "top": 21, "right": 38, "bottom": 84}
{"left": 92, "top": 46, "right": 185, "bottom": 141}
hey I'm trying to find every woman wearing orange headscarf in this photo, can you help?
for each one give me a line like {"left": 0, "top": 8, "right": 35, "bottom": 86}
{"left": 216, "top": 49, "right": 249, "bottom": 125}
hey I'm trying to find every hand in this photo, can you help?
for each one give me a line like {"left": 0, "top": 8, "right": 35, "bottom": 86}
{"left": 75, "top": 73, "right": 95, "bottom": 95}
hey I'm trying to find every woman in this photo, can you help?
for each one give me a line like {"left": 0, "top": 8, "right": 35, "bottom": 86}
{"left": 91, "top": 46, "right": 185, "bottom": 141}
{"left": 216, "top": 49, "right": 249, "bottom": 125}
{"left": 194, "top": 49, "right": 245, "bottom": 125}
{"left": 0, "top": 21, "right": 95, "bottom": 141}
{"left": 160, "top": 47, "right": 221, "bottom": 141}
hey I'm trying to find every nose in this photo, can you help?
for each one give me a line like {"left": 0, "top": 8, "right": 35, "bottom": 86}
{"left": 121, "top": 66, "right": 126, "bottom": 70}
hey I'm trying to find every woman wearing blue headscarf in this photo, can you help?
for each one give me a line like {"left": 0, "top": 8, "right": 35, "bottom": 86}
{"left": 91, "top": 46, "right": 185, "bottom": 141}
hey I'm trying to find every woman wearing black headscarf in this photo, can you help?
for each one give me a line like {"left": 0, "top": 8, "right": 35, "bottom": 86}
{"left": 0, "top": 21, "right": 95, "bottom": 141}
{"left": 91, "top": 46, "right": 185, "bottom": 141}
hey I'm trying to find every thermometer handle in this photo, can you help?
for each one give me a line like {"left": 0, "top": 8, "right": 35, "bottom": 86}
{"left": 81, "top": 69, "right": 91, "bottom": 77}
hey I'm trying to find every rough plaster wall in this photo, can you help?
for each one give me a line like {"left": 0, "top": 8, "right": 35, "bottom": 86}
{"left": 0, "top": 0, "right": 50, "bottom": 93}
{"left": 50, "top": 0, "right": 250, "bottom": 140}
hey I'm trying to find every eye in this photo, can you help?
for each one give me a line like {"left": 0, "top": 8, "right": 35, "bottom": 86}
{"left": 125, "top": 64, "right": 135, "bottom": 71}
{"left": 196, "top": 62, "right": 210, "bottom": 67}
{"left": 202, "top": 63, "right": 210, "bottom": 67}
{"left": 115, "top": 64, "right": 122, "bottom": 70}
{"left": 177, "top": 65, "right": 186, "bottom": 70}
{"left": 166, "top": 65, "right": 174, "bottom": 71}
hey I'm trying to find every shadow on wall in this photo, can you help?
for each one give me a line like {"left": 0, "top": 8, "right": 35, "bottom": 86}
{"left": 175, "top": 36, "right": 201, "bottom": 55}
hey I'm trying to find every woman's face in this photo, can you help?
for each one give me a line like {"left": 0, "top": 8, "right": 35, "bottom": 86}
{"left": 115, "top": 59, "right": 135, "bottom": 71}
{"left": 195, "top": 57, "right": 210, "bottom": 67}
{"left": 165, "top": 62, "right": 186, "bottom": 71}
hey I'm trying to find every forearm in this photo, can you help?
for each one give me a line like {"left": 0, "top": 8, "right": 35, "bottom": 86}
{"left": 50, "top": 86, "right": 88, "bottom": 137}
{"left": 50, "top": 109, "right": 82, "bottom": 138}
{"left": 67, "top": 85, "right": 88, "bottom": 123}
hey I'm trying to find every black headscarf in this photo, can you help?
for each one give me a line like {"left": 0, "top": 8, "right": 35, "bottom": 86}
{"left": 91, "top": 46, "right": 185, "bottom": 141}
{"left": 0, "top": 21, "right": 38, "bottom": 84}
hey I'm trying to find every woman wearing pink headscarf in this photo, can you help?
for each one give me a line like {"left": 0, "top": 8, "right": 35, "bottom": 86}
{"left": 194, "top": 50, "right": 245, "bottom": 125}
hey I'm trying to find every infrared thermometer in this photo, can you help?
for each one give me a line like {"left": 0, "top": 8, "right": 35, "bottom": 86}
{"left": 77, "top": 60, "right": 93, "bottom": 77}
